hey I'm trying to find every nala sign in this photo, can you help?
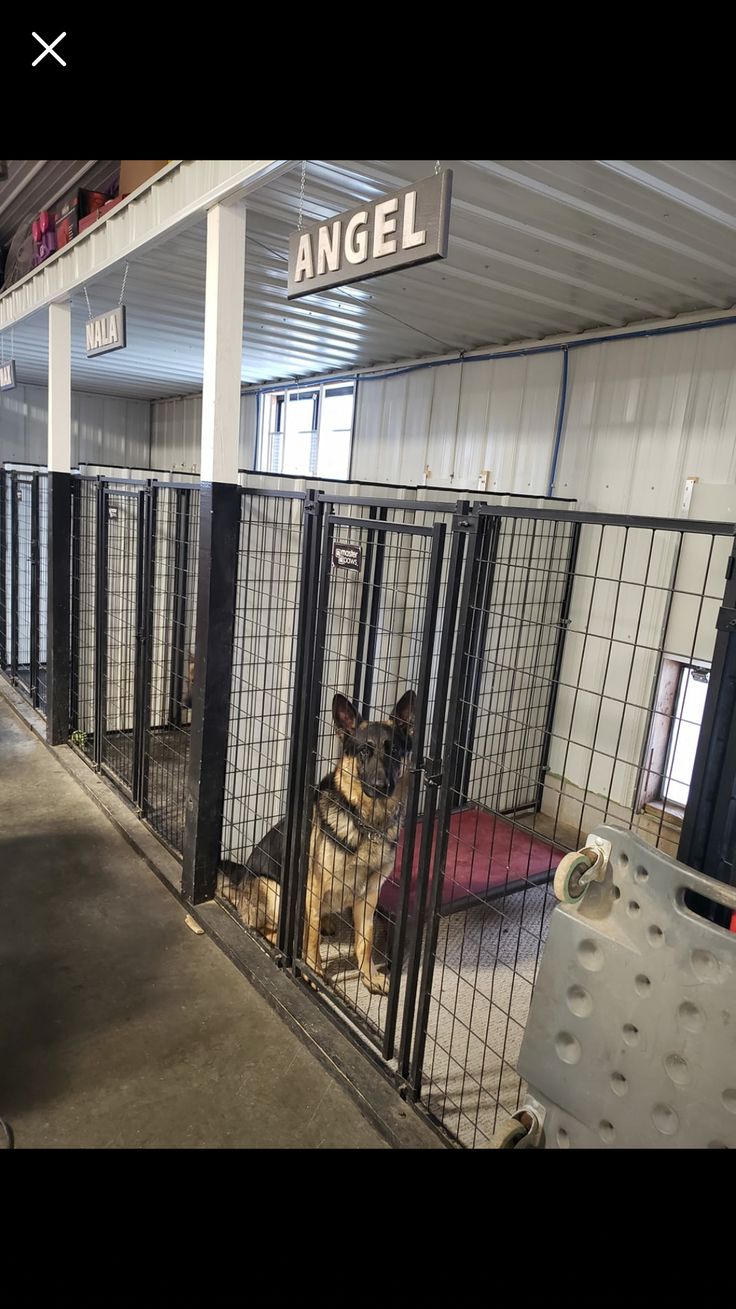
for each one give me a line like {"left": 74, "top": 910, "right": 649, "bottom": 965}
{"left": 85, "top": 306, "right": 127, "bottom": 358}
{"left": 0, "top": 360, "right": 17, "bottom": 391}
{"left": 288, "top": 170, "right": 453, "bottom": 300}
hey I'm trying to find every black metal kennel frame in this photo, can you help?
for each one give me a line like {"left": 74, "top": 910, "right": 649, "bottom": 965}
{"left": 6, "top": 465, "right": 736, "bottom": 1149}
{"left": 0, "top": 467, "right": 48, "bottom": 715}
{"left": 68, "top": 473, "right": 200, "bottom": 854}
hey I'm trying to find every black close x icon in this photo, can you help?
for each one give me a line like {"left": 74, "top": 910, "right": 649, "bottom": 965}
{"left": 32, "top": 32, "right": 67, "bottom": 66}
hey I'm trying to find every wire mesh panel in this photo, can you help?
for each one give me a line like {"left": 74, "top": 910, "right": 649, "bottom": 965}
{"left": 0, "top": 471, "right": 9, "bottom": 675}
{"left": 321, "top": 496, "right": 466, "bottom": 812}
{"left": 463, "top": 514, "right": 577, "bottom": 815}
{"left": 36, "top": 474, "right": 48, "bottom": 716}
{"left": 70, "top": 477, "right": 98, "bottom": 760}
{"left": 218, "top": 490, "right": 307, "bottom": 942}
{"left": 143, "top": 484, "right": 200, "bottom": 853}
{"left": 13, "top": 474, "right": 33, "bottom": 698}
{"left": 411, "top": 507, "right": 736, "bottom": 1148}
{"left": 99, "top": 486, "right": 141, "bottom": 794}
{"left": 292, "top": 511, "right": 445, "bottom": 1060}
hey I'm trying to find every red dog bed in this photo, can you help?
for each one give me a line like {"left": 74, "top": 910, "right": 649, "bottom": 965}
{"left": 379, "top": 807, "right": 564, "bottom": 918}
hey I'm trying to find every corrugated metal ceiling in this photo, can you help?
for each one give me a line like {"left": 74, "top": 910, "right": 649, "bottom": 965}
{"left": 3, "top": 159, "right": 736, "bottom": 399}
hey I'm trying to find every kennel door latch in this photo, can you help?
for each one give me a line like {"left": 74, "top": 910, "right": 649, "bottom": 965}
{"left": 422, "top": 755, "right": 443, "bottom": 787}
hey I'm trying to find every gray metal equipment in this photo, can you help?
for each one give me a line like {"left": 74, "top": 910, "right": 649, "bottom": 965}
{"left": 501, "top": 825, "right": 736, "bottom": 1149}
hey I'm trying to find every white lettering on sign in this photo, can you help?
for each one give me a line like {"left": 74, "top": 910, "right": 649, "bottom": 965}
{"left": 317, "top": 221, "right": 341, "bottom": 275}
{"left": 373, "top": 197, "right": 399, "bottom": 258}
{"left": 345, "top": 211, "right": 369, "bottom": 265}
{"left": 402, "top": 190, "right": 427, "bottom": 249}
{"left": 294, "top": 233, "right": 314, "bottom": 284}
{"left": 288, "top": 170, "right": 452, "bottom": 300}
{"left": 85, "top": 306, "right": 127, "bottom": 358}
{"left": 0, "top": 360, "right": 17, "bottom": 390}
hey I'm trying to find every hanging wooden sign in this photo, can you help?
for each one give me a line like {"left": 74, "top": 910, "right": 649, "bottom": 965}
{"left": 288, "top": 170, "right": 453, "bottom": 300}
{"left": 0, "top": 360, "right": 17, "bottom": 390}
{"left": 85, "top": 306, "right": 127, "bottom": 358}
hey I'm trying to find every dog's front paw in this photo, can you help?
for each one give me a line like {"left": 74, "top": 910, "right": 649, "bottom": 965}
{"left": 362, "top": 969, "right": 390, "bottom": 995}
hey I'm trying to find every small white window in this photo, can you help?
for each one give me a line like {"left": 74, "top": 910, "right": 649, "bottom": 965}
{"left": 661, "top": 664, "right": 709, "bottom": 808}
{"left": 640, "top": 658, "right": 710, "bottom": 813}
{"left": 256, "top": 381, "right": 355, "bottom": 479}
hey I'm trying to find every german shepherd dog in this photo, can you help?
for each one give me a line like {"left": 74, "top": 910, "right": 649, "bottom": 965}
{"left": 221, "top": 689, "right": 416, "bottom": 994}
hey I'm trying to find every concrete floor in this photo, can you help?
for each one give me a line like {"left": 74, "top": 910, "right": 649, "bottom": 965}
{"left": 0, "top": 699, "right": 386, "bottom": 1149}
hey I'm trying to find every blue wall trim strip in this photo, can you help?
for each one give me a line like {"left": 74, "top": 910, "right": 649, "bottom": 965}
{"left": 547, "top": 348, "right": 569, "bottom": 499}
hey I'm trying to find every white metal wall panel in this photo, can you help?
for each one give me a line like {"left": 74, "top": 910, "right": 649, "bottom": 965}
{"left": 424, "top": 367, "right": 462, "bottom": 484}
{"left": 350, "top": 323, "right": 736, "bottom": 514}
{"left": 149, "top": 396, "right": 202, "bottom": 472}
{"left": 0, "top": 384, "right": 150, "bottom": 467}
{"left": 555, "top": 326, "right": 736, "bottom": 512}
{"left": 240, "top": 393, "right": 259, "bottom": 468}
{"left": 149, "top": 391, "right": 260, "bottom": 474}
{"left": 353, "top": 353, "right": 562, "bottom": 495}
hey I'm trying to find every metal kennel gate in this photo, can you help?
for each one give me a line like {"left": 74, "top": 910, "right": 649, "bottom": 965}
{"left": 0, "top": 468, "right": 48, "bottom": 715}
{"left": 291, "top": 507, "right": 450, "bottom": 1062}
{"left": 69, "top": 474, "right": 200, "bottom": 854}
{"left": 406, "top": 504, "right": 736, "bottom": 1147}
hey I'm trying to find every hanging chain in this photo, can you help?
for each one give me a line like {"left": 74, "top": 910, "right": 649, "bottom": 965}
{"left": 297, "top": 160, "right": 307, "bottom": 231}
{"left": 2, "top": 326, "right": 15, "bottom": 364}
{"left": 119, "top": 261, "right": 130, "bottom": 307}
{"left": 83, "top": 261, "right": 129, "bottom": 319}
{"left": 435, "top": 159, "right": 441, "bottom": 175}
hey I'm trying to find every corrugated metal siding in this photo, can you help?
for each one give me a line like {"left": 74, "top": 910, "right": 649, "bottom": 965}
{"left": 351, "top": 321, "right": 736, "bottom": 516}
{"left": 352, "top": 352, "right": 562, "bottom": 492}
{"left": 0, "top": 384, "right": 150, "bottom": 466}
{"left": 149, "top": 391, "right": 259, "bottom": 472}
{"left": 555, "top": 327, "right": 736, "bottom": 512}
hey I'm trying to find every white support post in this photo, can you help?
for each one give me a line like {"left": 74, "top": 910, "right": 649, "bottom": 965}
{"left": 48, "top": 301, "right": 72, "bottom": 473}
{"left": 183, "top": 199, "right": 246, "bottom": 899}
{"left": 200, "top": 201, "right": 246, "bottom": 484}
{"left": 46, "top": 299, "right": 72, "bottom": 743}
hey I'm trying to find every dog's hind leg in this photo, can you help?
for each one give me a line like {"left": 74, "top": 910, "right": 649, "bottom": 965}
{"left": 302, "top": 868, "right": 324, "bottom": 985}
{"left": 354, "top": 872, "right": 389, "bottom": 994}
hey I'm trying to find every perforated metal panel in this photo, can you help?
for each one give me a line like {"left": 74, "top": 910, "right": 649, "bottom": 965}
{"left": 518, "top": 825, "right": 736, "bottom": 1148}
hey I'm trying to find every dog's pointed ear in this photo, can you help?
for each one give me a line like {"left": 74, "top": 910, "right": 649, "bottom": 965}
{"left": 392, "top": 690, "right": 416, "bottom": 734}
{"left": 332, "top": 693, "right": 362, "bottom": 739}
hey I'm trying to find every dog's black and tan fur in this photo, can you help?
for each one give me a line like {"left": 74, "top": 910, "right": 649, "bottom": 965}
{"left": 222, "top": 689, "right": 415, "bottom": 994}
